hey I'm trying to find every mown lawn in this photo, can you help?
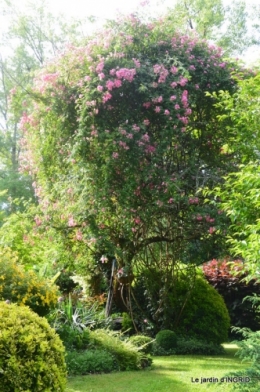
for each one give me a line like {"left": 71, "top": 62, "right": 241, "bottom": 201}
{"left": 66, "top": 344, "right": 251, "bottom": 392}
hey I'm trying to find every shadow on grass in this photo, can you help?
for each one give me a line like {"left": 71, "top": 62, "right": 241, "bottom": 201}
{"left": 66, "top": 369, "right": 188, "bottom": 392}
{"left": 66, "top": 345, "right": 246, "bottom": 392}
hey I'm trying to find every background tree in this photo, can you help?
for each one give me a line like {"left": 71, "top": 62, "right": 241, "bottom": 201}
{"left": 164, "top": 0, "right": 260, "bottom": 56}
{"left": 210, "top": 73, "right": 260, "bottom": 279}
{"left": 0, "top": 0, "right": 87, "bottom": 215}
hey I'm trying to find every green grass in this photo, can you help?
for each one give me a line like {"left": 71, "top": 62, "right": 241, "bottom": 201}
{"left": 66, "top": 344, "right": 250, "bottom": 392}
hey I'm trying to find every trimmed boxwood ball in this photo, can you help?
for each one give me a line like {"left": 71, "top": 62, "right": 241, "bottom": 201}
{"left": 0, "top": 302, "right": 67, "bottom": 392}
{"left": 156, "top": 330, "right": 177, "bottom": 350}
{"left": 174, "top": 275, "right": 230, "bottom": 344}
{"left": 133, "top": 269, "right": 230, "bottom": 344}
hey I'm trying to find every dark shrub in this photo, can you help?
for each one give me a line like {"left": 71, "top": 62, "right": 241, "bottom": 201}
{"left": 57, "top": 325, "right": 90, "bottom": 351}
{"left": 173, "top": 275, "right": 230, "bottom": 344}
{"left": 176, "top": 337, "right": 225, "bottom": 355}
{"left": 202, "top": 258, "right": 260, "bottom": 333}
{"left": 133, "top": 269, "right": 230, "bottom": 344}
{"left": 156, "top": 329, "right": 177, "bottom": 350}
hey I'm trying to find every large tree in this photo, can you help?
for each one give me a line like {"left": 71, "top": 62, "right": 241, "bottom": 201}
{"left": 9, "top": 12, "right": 256, "bottom": 330}
{"left": 16, "top": 14, "right": 249, "bottom": 280}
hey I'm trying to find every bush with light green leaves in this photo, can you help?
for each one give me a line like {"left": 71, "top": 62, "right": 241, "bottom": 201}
{"left": 0, "top": 301, "right": 67, "bottom": 392}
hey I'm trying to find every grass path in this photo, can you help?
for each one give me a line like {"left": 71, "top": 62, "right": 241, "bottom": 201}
{"left": 66, "top": 345, "right": 250, "bottom": 392}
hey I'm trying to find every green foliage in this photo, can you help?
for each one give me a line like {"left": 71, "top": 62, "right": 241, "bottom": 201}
{"left": 203, "top": 259, "right": 260, "bottom": 332}
{"left": 122, "top": 312, "right": 134, "bottom": 333}
{"left": 0, "top": 0, "right": 87, "bottom": 215}
{"left": 89, "top": 329, "right": 152, "bottom": 370}
{"left": 167, "top": 0, "right": 260, "bottom": 56}
{"left": 173, "top": 275, "right": 230, "bottom": 344}
{"left": 66, "top": 349, "right": 115, "bottom": 375}
{"left": 175, "top": 337, "right": 225, "bottom": 355}
{"left": 151, "top": 341, "right": 176, "bottom": 356}
{"left": 128, "top": 335, "right": 154, "bottom": 354}
{"left": 211, "top": 74, "right": 260, "bottom": 279}
{"left": 226, "top": 328, "right": 260, "bottom": 391}
{"left": 0, "top": 301, "right": 67, "bottom": 392}
{"left": 134, "top": 269, "right": 230, "bottom": 344}
{"left": 57, "top": 325, "right": 91, "bottom": 351}
{"left": 48, "top": 295, "right": 107, "bottom": 349}
{"left": 0, "top": 247, "right": 58, "bottom": 316}
{"left": 49, "top": 294, "right": 105, "bottom": 332}
{"left": 151, "top": 336, "right": 224, "bottom": 356}
{"left": 155, "top": 329, "right": 178, "bottom": 350}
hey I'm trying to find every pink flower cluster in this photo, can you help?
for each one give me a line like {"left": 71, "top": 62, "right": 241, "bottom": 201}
{"left": 153, "top": 64, "right": 169, "bottom": 83}
{"left": 115, "top": 68, "right": 136, "bottom": 82}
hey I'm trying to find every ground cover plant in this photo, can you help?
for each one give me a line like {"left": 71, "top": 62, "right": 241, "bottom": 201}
{"left": 65, "top": 344, "right": 252, "bottom": 392}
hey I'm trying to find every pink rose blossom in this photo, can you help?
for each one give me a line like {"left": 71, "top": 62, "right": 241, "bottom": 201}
{"left": 170, "top": 66, "right": 178, "bottom": 74}
{"left": 114, "top": 79, "right": 122, "bottom": 88}
{"left": 102, "top": 92, "right": 112, "bottom": 103}
{"left": 142, "top": 133, "right": 150, "bottom": 142}
{"left": 106, "top": 80, "right": 114, "bottom": 90}
{"left": 145, "top": 145, "right": 156, "bottom": 153}
{"left": 171, "top": 81, "right": 177, "bottom": 88}
{"left": 98, "top": 72, "right": 105, "bottom": 80}
{"left": 179, "top": 77, "right": 188, "bottom": 86}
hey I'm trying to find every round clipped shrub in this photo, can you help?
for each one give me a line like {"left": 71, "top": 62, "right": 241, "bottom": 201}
{"left": 133, "top": 269, "right": 230, "bottom": 344}
{"left": 0, "top": 301, "right": 67, "bottom": 392}
{"left": 174, "top": 275, "right": 230, "bottom": 344}
{"left": 155, "top": 329, "right": 177, "bottom": 350}
{"left": 0, "top": 247, "right": 58, "bottom": 316}
{"left": 129, "top": 335, "right": 154, "bottom": 354}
